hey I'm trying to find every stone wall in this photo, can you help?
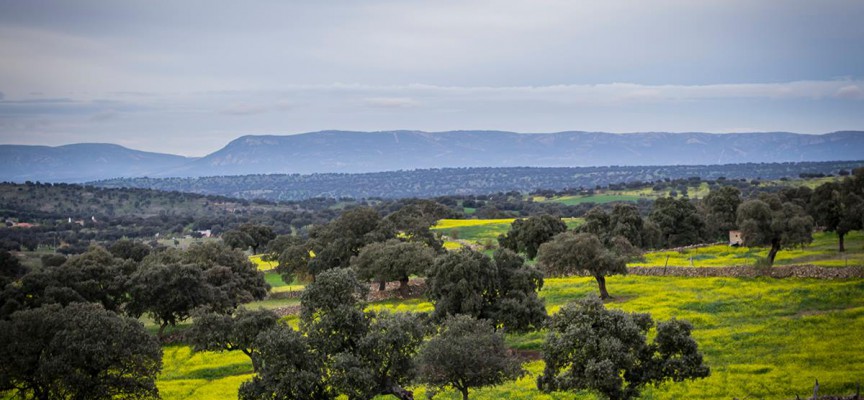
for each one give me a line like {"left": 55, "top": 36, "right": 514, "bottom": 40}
{"left": 627, "top": 265, "right": 864, "bottom": 279}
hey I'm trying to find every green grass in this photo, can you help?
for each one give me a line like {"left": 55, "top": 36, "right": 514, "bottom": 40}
{"left": 250, "top": 255, "right": 278, "bottom": 271}
{"left": 158, "top": 346, "right": 255, "bottom": 400}
{"left": 156, "top": 275, "right": 864, "bottom": 400}
{"left": 432, "top": 218, "right": 583, "bottom": 246}
{"left": 537, "top": 194, "right": 643, "bottom": 205}
{"left": 633, "top": 231, "right": 864, "bottom": 268}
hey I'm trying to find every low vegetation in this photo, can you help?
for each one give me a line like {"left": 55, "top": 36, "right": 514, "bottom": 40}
{"left": 4, "top": 168, "right": 864, "bottom": 400}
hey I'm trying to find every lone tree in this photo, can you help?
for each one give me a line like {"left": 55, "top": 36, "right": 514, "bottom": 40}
{"left": 417, "top": 315, "right": 523, "bottom": 400}
{"left": 498, "top": 214, "right": 567, "bottom": 260}
{"left": 187, "top": 307, "right": 279, "bottom": 372}
{"left": 426, "top": 248, "right": 546, "bottom": 332}
{"left": 537, "top": 296, "right": 709, "bottom": 400}
{"left": 351, "top": 239, "right": 435, "bottom": 295}
{"left": 702, "top": 186, "right": 742, "bottom": 242}
{"left": 736, "top": 194, "right": 814, "bottom": 266}
{"left": 537, "top": 232, "right": 627, "bottom": 299}
{"left": 0, "top": 303, "right": 162, "bottom": 400}
{"left": 810, "top": 181, "right": 863, "bottom": 252}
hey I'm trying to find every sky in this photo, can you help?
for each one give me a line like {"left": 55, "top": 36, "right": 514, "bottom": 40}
{"left": 0, "top": 0, "right": 863, "bottom": 156}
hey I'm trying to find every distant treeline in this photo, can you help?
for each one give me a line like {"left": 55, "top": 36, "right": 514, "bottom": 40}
{"left": 91, "top": 161, "right": 863, "bottom": 201}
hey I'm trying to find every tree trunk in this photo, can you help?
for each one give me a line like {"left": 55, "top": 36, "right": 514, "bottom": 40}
{"left": 378, "top": 280, "right": 386, "bottom": 291}
{"left": 398, "top": 276, "right": 410, "bottom": 298}
{"left": 595, "top": 275, "right": 610, "bottom": 299}
{"left": 460, "top": 387, "right": 469, "bottom": 400}
{"left": 158, "top": 322, "right": 168, "bottom": 340}
{"left": 839, "top": 232, "right": 846, "bottom": 252}
{"left": 382, "top": 384, "right": 414, "bottom": 400}
{"left": 243, "top": 349, "right": 260, "bottom": 373}
{"left": 767, "top": 240, "right": 780, "bottom": 266}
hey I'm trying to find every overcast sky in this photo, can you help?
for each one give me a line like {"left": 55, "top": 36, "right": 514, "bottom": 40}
{"left": 1, "top": 0, "right": 863, "bottom": 156}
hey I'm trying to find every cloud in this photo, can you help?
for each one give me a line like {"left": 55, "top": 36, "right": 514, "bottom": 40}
{"left": 218, "top": 104, "right": 270, "bottom": 116}
{"left": 835, "top": 85, "right": 864, "bottom": 100}
{"left": 0, "top": 91, "right": 4, "bottom": 100}
{"left": 362, "top": 97, "right": 420, "bottom": 108}
{"left": 89, "top": 110, "right": 119, "bottom": 122}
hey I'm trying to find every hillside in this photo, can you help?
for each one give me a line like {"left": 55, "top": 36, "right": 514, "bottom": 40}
{"left": 92, "top": 161, "right": 863, "bottom": 201}
{"left": 0, "top": 143, "right": 193, "bottom": 183}
{"left": 2, "top": 131, "right": 863, "bottom": 182}
{"left": 157, "top": 130, "right": 864, "bottom": 177}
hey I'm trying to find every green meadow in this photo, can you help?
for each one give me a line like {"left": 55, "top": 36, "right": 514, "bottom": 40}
{"left": 432, "top": 218, "right": 583, "bottom": 246}
{"left": 156, "top": 271, "right": 864, "bottom": 399}
{"left": 533, "top": 177, "right": 844, "bottom": 207}
{"left": 633, "top": 231, "right": 864, "bottom": 268}
{"left": 533, "top": 193, "right": 644, "bottom": 205}
{"left": 152, "top": 223, "right": 863, "bottom": 399}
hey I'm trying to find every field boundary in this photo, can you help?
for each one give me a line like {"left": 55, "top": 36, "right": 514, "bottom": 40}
{"left": 627, "top": 265, "right": 864, "bottom": 279}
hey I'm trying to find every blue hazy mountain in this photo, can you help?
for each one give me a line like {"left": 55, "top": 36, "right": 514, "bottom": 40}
{"left": 1, "top": 131, "right": 862, "bottom": 182}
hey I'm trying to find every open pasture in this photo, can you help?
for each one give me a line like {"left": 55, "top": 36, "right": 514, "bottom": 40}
{"left": 533, "top": 193, "right": 644, "bottom": 205}
{"left": 156, "top": 274, "right": 864, "bottom": 400}
{"left": 634, "top": 231, "right": 864, "bottom": 268}
{"left": 432, "top": 218, "right": 583, "bottom": 245}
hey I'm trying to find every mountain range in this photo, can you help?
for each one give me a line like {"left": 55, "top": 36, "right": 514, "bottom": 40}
{"left": 1, "top": 130, "right": 863, "bottom": 182}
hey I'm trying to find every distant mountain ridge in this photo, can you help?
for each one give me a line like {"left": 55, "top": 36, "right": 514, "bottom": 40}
{"left": 1, "top": 130, "right": 863, "bottom": 182}
{"left": 0, "top": 143, "right": 193, "bottom": 183}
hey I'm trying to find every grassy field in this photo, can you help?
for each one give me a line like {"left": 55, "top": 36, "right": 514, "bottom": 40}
{"left": 155, "top": 273, "right": 864, "bottom": 400}
{"left": 533, "top": 193, "right": 644, "bottom": 205}
{"left": 633, "top": 231, "right": 864, "bottom": 268}
{"left": 148, "top": 225, "right": 864, "bottom": 399}
{"left": 534, "top": 177, "right": 844, "bottom": 207}
{"left": 432, "top": 218, "right": 584, "bottom": 246}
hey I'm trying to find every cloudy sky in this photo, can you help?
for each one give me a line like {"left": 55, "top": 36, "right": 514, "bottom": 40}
{"left": 1, "top": 0, "right": 863, "bottom": 156}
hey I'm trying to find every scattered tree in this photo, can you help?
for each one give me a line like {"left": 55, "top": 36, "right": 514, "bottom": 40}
{"left": 537, "top": 232, "right": 627, "bottom": 299}
{"left": 736, "top": 194, "right": 814, "bottom": 266}
{"left": 222, "top": 229, "right": 254, "bottom": 252}
{"left": 498, "top": 214, "right": 567, "bottom": 260}
{"left": 300, "top": 267, "right": 369, "bottom": 356}
{"left": 417, "top": 315, "right": 523, "bottom": 400}
{"left": 108, "top": 238, "right": 151, "bottom": 262}
{"left": 702, "top": 186, "right": 742, "bottom": 241}
{"left": 810, "top": 181, "right": 863, "bottom": 252}
{"left": 426, "top": 248, "right": 546, "bottom": 332}
{"left": 0, "top": 250, "right": 27, "bottom": 287}
{"left": 329, "top": 311, "right": 427, "bottom": 400}
{"left": 238, "top": 224, "right": 277, "bottom": 255}
{"left": 608, "top": 204, "right": 645, "bottom": 248}
{"left": 0, "top": 303, "right": 162, "bottom": 400}
{"left": 351, "top": 239, "right": 435, "bottom": 295}
{"left": 649, "top": 197, "right": 705, "bottom": 247}
{"left": 187, "top": 307, "right": 279, "bottom": 372}
{"left": 126, "top": 263, "right": 213, "bottom": 338}
{"left": 537, "top": 296, "right": 710, "bottom": 400}
{"left": 239, "top": 324, "right": 331, "bottom": 400}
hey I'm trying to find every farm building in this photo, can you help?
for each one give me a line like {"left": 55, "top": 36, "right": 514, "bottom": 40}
{"left": 729, "top": 230, "right": 743, "bottom": 246}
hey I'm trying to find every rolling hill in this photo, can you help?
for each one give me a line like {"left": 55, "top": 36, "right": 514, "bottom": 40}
{"left": 2, "top": 130, "right": 863, "bottom": 182}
